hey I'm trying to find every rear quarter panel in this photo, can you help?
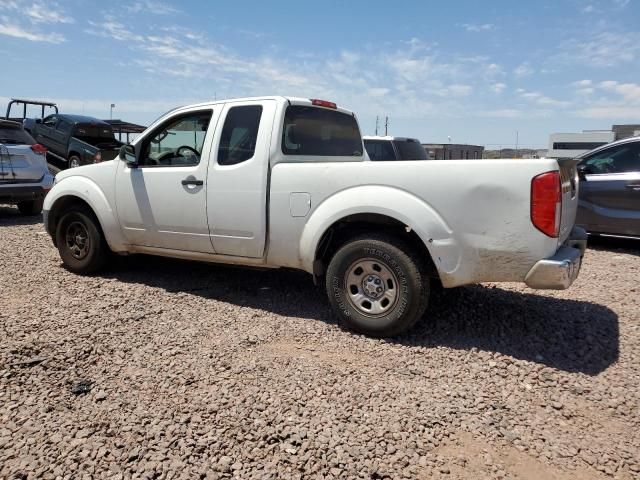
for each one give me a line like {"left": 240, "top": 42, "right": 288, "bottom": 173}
{"left": 267, "top": 159, "right": 561, "bottom": 287}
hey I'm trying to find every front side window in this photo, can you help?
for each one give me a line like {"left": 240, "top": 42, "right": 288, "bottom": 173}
{"left": 365, "top": 140, "right": 396, "bottom": 161}
{"left": 581, "top": 143, "right": 640, "bottom": 174}
{"left": 43, "top": 115, "right": 57, "bottom": 128}
{"left": 140, "top": 111, "right": 212, "bottom": 167}
{"left": 217, "top": 105, "right": 263, "bottom": 166}
{"left": 282, "top": 106, "right": 362, "bottom": 157}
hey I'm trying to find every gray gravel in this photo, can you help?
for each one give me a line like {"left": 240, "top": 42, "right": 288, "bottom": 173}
{"left": 1, "top": 204, "right": 639, "bottom": 480}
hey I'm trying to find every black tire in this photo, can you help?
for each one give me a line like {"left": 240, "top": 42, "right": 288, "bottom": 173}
{"left": 55, "top": 206, "right": 108, "bottom": 274}
{"left": 325, "top": 234, "right": 430, "bottom": 337}
{"left": 68, "top": 155, "right": 82, "bottom": 169}
{"left": 17, "top": 198, "right": 44, "bottom": 216}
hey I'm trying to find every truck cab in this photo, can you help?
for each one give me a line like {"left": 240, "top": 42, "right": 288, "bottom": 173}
{"left": 25, "top": 114, "right": 123, "bottom": 168}
{"left": 363, "top": 135, "right": 428, "bottom": 161}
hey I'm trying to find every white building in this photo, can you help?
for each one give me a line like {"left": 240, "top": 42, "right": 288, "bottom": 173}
{"left": 547, "top": 130, "right": 615, "bottom": 159}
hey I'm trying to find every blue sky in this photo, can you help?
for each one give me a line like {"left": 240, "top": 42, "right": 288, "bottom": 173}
{"left": 1, "top": 0, "right": 639, "bottom": 149}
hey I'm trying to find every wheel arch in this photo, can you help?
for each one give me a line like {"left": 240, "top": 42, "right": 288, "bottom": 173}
{"left": 44, "top": 178, "right": 127, "bottom": 252}
{"left": 298, "top": 186, "right": 457, "bottom": 284}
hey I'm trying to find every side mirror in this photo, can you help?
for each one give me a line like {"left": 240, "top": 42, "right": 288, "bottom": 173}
{"left": 577, "top": 164, "right": 588, "bottom": 180}
{"left": 35, "top": 119, "right": 42, "bottom": 124}
{"left": 119, "top": 144, "right": 138, "bottom": 167}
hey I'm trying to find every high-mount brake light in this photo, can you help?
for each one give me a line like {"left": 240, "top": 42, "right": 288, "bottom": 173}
{"left": 531, "top": 171, "right": 561, "bottom": 238}
{"left": 30, "top": 144, "right": 47, "bottom": 155}
{"left": 311, "top": 99, "right": 337, "bottom": 109}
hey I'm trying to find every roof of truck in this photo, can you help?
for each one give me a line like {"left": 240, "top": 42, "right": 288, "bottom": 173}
{"left": 363, "top": 135, "right": 421, "bottom": 142}
{"left": 170, "top": 96, "right": 355, "bottom": 116}
{"left": 57, "top": 114, "right": 111, "bottom": 126}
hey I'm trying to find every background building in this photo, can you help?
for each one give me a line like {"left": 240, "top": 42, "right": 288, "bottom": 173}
{"left": 547, "top": 130, "right": 615, "bottom": 159}
{"left": 422, "top": 143, "right": 484, "bottom": 160}
{"left": 612, "top": 124, "right": 640, "bottom": 140}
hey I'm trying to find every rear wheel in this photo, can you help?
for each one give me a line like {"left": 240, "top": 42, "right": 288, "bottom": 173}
{"left": 68, "top": 155, "right": 81, "bottom": 169}
{"left": 325, "top": 234, "right": 430, "bottom": 337}
{"left": 55, "top": 206, "right": 108, "bottom": 274}
{"left": 17, "top": 198, "right": 43, "bottom": 216}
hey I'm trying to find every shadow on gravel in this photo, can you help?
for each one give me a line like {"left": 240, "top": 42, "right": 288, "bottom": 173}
{"left": 0, "top": 205, "right": 43, "bottom": 226}
{"left": 587, "top": 234, "right": 640, "bottom": 257}
{"left": 102, "top": 255, "right": 618, "bottom": 376}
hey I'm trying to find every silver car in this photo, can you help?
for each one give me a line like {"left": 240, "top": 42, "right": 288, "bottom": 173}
{"left": 0, "top": 119, "right": 54, "bottom": 215}
{"left": 576, "top": 136, "right": 640, "bottom": 237}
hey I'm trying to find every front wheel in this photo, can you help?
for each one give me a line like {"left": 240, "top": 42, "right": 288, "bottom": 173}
{"left": 325, "top": 234, "right": 430, "bottom": 337}
{"left": 55, "top": 207, "right": 108, "bottom": 274}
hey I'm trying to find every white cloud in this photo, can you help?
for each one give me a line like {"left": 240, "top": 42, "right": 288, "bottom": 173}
{"left": 560, "top": 32, "right": 640, "bottom": 67}
{"left": 0, "top": 19, "right": 65, "bottom": 43}
{"left": 513, "top": 63, "right": 533, "bottom": 78}
{"left": 24, "top": 1, "right": 73, "bottom": 24}
{"left": 577, "top": 106, "right": 640, "bottom": 119}
{"left": 0, "top": 0, "right": 72, "bottom": 42}
{"left": 481, "top": 109, "right": 524, "bottom": 118}
{"left": 582, "top": 5, "right": 595, "bottom": 13}
{"left": 491, "top": 82, "right": 506, "bottom": 93}
{"left": 598, "top": 80, "right": 640, "bottom": 103}
{"left": 127, "top": 0, "right": 180, "bottom": 15}
{"left": 572, "top": 79, "right": 592, "bottom": 88}
{"left": 461, "top": 23, "right": 494, "bottom": 32}
{"left": 518, "top": 89, "right": 570, "bottom": 107}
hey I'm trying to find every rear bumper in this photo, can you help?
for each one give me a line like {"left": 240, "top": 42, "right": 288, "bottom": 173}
{"left": 524, "top": 226, "right": 588, "bottom": 290}
{"left": 0, "top": 184, "right": 49, "bottom": 202}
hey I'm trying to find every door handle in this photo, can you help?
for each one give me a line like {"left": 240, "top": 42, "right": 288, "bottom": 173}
{"left": 181, "top": 178, "right": 203, "bottom": 186}
{"left": 625, "top": 184, "right": 640, "bottom": 191}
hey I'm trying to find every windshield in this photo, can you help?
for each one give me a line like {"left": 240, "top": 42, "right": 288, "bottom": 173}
{"left": 0, "top": 125, "right": 35, "bottom": 145}
{"left": 393, "top": 139, "right": 428, "bottom": 160}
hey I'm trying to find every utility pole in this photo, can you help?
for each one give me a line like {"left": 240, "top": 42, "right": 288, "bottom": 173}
{"left": 375, "top": 116, "right": 379, "bottom": 136}
{"left": 384, "top": 116, "right": 389, "bottom": 136}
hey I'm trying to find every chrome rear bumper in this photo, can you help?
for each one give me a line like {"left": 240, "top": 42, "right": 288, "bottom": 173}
{"left": 524, "top": 227, "right": 587, "bottom": 290}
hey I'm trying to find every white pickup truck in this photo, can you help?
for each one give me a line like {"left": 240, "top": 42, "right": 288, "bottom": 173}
{"left": 43, "top": 96, "right": 586, "bottom": 337}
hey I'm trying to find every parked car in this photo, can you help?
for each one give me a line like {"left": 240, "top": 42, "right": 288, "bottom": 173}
{"left": 24, "top": 114, "right": 123, "bottom": 168}
{"left": 576, "top": 136, "right": 640, "bottom": 238}
{"left": 363, "top": 136, "right": 428, "bottom": 161}
{"left": 43, "top": 96, "right": 586, "bottom": 337}
{"left": 0, "top": 119, "right": 54, "bottom": 215}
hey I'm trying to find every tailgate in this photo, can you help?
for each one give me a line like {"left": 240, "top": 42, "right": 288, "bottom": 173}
{"left": 557, "top": 158, "right": 580, "bottom": 244}
{"left": 0, "top": 144, "right": 45, "bottom": 183}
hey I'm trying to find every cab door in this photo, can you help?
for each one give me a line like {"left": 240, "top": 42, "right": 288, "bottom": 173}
{"left": 206, "top": 100, "right": 276, "bottom": 257}
{"left": 578, "top": 141, "right": 640, "bottom": 236}
{"left": 114, "top": 107, "right": 220, "bottom": 252}
{"left": 35, "top": 115, "right": 60, "bottom": 152}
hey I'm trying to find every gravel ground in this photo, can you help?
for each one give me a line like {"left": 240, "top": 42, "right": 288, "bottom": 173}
{"left": 1, "top": 204, "right": 639, "bottom": 480}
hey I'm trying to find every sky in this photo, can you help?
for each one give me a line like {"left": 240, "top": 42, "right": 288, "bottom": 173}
{"left": 0, "top": 0, "right": 639, "bottom": 149}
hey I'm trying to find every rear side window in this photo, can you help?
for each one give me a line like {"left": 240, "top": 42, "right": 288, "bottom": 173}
{"left": 282, "top": 106, "right": 362, "bottom": 156}
{"left": 394, "top": 140, "right": 428, "bottom": 160}
{"left": 218, "top": 106, "right": 263, "bottom": 166}
{"left": 57, "top": 120, "right": 72, "bottom": 134}
{"left": 365, "top": 140, "right": 396, "bottom": 161}
{"left": 0, "top": 124, "right": 35, "bottom": 145}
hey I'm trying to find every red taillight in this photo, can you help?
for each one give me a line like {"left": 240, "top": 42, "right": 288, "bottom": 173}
{"left": 311, "top": 99, "right": 337, "bottom": 109}
{"left": 531, "top": 171, "right": 561, "bottom": 237}
{"left": 31, "top": 144, "right": 47, "bottom": 155}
